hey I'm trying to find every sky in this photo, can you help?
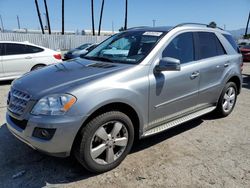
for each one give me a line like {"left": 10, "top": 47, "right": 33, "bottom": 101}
{"left": 0, "top": 0, "right": 249, "bottom": 32}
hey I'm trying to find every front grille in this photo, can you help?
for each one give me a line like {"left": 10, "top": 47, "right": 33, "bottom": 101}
{"left": 8, "top": 89, "right": 31, "bottom": 116}
{"left": 9, "top": 116, "right": 28, "bottom": 130}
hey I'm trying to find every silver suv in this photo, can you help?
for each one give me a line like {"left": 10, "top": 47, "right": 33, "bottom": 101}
{"left": 6, "top": 23, "right": 243, "bottom": 173}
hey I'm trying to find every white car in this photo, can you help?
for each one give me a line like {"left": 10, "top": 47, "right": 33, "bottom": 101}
{"left": 0, "top": 41, "right": 62, "bottom": 81}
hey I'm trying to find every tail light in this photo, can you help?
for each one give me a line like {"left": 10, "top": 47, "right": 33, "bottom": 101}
{"left": 53, "top": 54, "right": 62, "bottom": 60}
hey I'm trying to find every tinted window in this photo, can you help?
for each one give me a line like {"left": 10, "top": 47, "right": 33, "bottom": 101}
{"left": 25, "top": 45, "right": 44, "bottom": 53}
{"left": 215, "top": 36, "right": 226, "bottom": 55}
{"left": 162, "top": 32, "right": 194, "bottom": 64}
{"left": 5, "top": 43, "right": 26, "bottom": 55}
{"left": 197, "top": 32, "right": 219, "bottom": 59}
{"left": 223, "top": 34, "right": 240, "bottom": 53}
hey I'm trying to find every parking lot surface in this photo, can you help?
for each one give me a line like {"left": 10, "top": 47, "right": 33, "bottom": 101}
{"left": 0, "top": 64, "right": 250, "bottom": 188}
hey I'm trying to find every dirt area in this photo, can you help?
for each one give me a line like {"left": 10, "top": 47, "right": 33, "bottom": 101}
{"left": 0, "top": 64, "right": 250, "bottom": 188}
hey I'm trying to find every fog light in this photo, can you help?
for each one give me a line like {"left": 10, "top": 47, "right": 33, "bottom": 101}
{"left": 32, "top": 128, "right": 56, "bottom": 140}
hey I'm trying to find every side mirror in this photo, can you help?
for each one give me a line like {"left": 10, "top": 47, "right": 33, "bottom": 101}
{"left": 155, "top": 57, "right": 181, "bottom": 72}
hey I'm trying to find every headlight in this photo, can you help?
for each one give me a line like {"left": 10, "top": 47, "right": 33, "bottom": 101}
{"left": 31, "top": 94, "right": 76, "bottom": 115}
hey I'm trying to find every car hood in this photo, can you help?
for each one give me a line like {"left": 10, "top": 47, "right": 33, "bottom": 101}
{"left": 12, "top": 59, "right": 132, "bottom": 99}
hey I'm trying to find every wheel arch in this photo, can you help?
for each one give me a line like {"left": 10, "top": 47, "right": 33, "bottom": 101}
{"left": 71, "top": 102, "right": 141, "bottom": 154}
{"left": 226, "top": 75, "right": 241, "bottom": 94}
{"left": 31, "top": 64, "right": 46, "bottom": 71}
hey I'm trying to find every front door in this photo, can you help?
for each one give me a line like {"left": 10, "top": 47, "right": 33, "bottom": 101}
{"left": 148, "top": 32, "right": 200, "bottom": 130}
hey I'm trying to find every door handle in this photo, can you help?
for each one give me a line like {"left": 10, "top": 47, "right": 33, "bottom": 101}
{"left": 224, "top": 63, "right": 229, "bottom": 67}
{"left": 190, "top": 71, "right": 200, "bottom": 79}
{"left": 25, "top": 56, "right": 32, "bottom": 59}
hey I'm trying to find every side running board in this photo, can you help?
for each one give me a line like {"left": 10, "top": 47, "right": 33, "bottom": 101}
{"left": 143, "top": 106, "right": 216, "bottom": 137}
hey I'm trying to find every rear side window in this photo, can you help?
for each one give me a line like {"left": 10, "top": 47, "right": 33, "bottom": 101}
{"left": 215, "top": 36, "right": 226, "bottom": 55}
{"left": 196, "top": 32, "right": 226, "bottom": 59}
{"left": 162, "top": 32, "right": 194, "bottom": 64}
{"left": 25, "top": 45, "right": 44, "bottom": 53}
{"left": 223, "top": 34, "right": 240, "bottom": 53}
{"left": 5, "top": 43, "right": 27, "bottom": 55}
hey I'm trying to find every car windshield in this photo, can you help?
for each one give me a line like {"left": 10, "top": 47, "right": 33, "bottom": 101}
{"left": 77, "top": 43, "right": 91, "bottom": 50}
{"left": 85, "top": 30, "right": 166, "bottom": 64}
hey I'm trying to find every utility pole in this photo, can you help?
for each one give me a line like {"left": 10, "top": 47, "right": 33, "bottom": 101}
{"left": 0, "top": 14, "right": 4, "bottom": 32}
{"left": 34, "top": 0, "right": 44, "bottom": 34}
{"left": 44, "top": 13, "right": 48, "bottom": 30}
{"left": 17, "top": 15, "right": 21, "bottom": 29}
{"left": 152, "top": 19, "right": 156, "bottom": 27}
{"left": 62, "top": 0, "right": 64, "bottom": 35}
{"left": 44, "top": 0, "right": 51, "bottom": 34}
{"left": 112, "top": 21, "right": 114, "bottom": 33}
{"left": 244, "top": 11, "right": 250, "bottom": 38}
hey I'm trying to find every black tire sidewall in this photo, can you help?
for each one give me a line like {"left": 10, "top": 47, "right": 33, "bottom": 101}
{"left": 217, "top": 82, "right": 237, "bottom": 117}
{"left": 31, "top": 65, "right": 45, "bottom": 71}
{"left": 77, "top": 111, "right": 134, "bottom": 173}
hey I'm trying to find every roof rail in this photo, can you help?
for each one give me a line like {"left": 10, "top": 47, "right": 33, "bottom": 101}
{"left": 172, "top": 23, "right": 224, "bottom": 30}
{"left": 126, "top": 26, "right": 149, "bottom": 31}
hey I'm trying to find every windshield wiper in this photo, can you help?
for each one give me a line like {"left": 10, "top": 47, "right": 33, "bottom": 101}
{"left": 82, "top": 56, "right": 114, "bottom": 63}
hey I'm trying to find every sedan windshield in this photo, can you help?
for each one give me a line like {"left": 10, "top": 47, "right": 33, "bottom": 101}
{"left": 85, "top": 30, "right": 166, "bottom": 64}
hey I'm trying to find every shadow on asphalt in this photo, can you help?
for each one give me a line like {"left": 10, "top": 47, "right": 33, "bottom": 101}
{"left": 0, "top": 116, "right": 205, "bottom": 187}
{"left": 242, "top": 73, "right": 250, "bottom": 89}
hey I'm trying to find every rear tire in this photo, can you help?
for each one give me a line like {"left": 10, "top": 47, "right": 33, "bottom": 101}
{"left": 215, "top": 82, "right": 237, "bottom": 117}
{"left": 31, "top": 64, "right": 45, "bottom": 71}
{"left": 74, "top": 111, "right": 134, "bottom": 173}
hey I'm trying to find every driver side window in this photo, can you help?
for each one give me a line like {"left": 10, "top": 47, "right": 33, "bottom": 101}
{"left": 162, "top": 32, "right": 194, "bottom": 64}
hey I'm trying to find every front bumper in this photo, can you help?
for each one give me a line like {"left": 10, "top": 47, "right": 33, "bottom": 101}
{"left": 6, "top": 112, "right": 86, "bottom": 157}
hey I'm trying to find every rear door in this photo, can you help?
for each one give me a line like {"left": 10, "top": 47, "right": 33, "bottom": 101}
{"left": 194, "top": 32, "right": 228, "bottom": 106}
{"left": 2, "top": 43, "right": 34, "bottom": 77}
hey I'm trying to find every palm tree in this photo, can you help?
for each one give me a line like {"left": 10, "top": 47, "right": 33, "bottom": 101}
{"left": 44, "top": 0, "right": 51, "bottom": 34}
{"left": 98, "top": 0, "right": 105, "bottom": 36}
{"left": 124, "top": 0, "right": 128, "bottom": 30}
{"left": 62, "top": 0, "right": 64, "bottom": 35}
{"left": 91, "top": 0, "right": 95, "bottom": 35}
{"left": 34, "top": 0, "right": 44, "bottom": 34}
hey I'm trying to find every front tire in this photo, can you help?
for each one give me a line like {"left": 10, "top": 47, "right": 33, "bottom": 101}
{"left": 215, "top": 82, "right": 237, "bottom": 117}
{"left": 74, "top": 111, "right": 134, "bottom": 173}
